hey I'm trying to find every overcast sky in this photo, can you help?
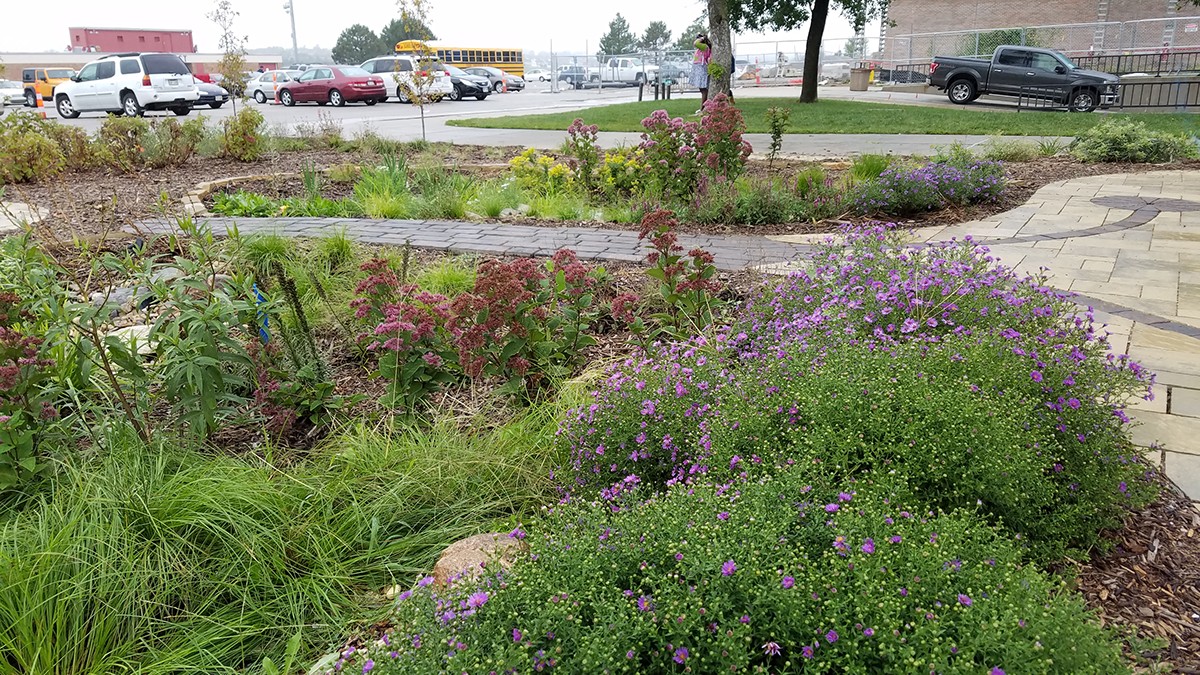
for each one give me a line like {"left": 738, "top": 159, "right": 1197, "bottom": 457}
{"left": 3, "top": 0, "right": 878, "bottom": 59}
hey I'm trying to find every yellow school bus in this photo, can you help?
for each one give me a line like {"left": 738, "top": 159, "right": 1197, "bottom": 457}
{"left": 394, "top": 40, "right": 525, "bottom": 77}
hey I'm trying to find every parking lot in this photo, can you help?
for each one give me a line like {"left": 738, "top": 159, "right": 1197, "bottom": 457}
{"left": 12, "top": 79, "right": 642, "bottom": 142}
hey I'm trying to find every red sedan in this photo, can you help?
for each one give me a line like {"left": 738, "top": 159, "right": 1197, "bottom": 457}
{"left": 277, "top": 66, "right": 386, "bottom": 107}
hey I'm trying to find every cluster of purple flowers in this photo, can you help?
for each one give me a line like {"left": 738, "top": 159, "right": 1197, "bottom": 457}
{"left": 853, "top": 158, "right": 1006, "bottom": 216}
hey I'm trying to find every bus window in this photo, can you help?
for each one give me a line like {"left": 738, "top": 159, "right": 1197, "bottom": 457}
{"left": 436, "top": 49, "right": 446, "bottom": 60}
{"left": 452, "top": 50, "right": 461, "bottom": 61}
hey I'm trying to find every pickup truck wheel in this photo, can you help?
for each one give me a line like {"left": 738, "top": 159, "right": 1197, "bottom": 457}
{"left": 1068, "top": 88, "right": 1098, "bottom": 113}
{"left": 947, "top": 79, "right": 976, "bottom": 105}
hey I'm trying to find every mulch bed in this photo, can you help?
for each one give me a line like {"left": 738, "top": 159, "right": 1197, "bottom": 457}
{"left": 1076, "top": 478, "right": 1200, "bottom": 671}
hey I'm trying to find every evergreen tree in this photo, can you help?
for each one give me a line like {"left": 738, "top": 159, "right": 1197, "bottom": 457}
{"left": 640, "top": 21, "right": 673, "bottom": 54}
{"left": 379, "top": 16, "right": 437, "bottom": 50}
{"left": 598, "top": 14, "right": 639, "bottom": 56}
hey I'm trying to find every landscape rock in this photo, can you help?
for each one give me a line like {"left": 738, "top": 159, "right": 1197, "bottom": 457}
{"left": 517, "top": 203, "right": 532, "bottom": 215}
{"left": 105, "top": 324, "right": 156, "bottom": 356}
{"left": 152, "top": 267, "right": 186, "bottom": 284}
{"left": 499, "top": 208, "right": 519, "bottom": 218}
{"left": 431, "top": 532, "right": 528, "bottom": 587}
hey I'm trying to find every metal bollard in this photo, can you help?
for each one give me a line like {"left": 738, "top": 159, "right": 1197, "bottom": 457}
{"left": 638, "top": 82, "right": 644, "bottom": 102}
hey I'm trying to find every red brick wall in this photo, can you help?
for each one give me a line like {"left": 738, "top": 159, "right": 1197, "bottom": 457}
{"left": 69, "top": 28, "right": 195, "bottom": 54}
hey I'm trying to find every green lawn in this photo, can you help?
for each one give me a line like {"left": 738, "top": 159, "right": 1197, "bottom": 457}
{"left": 448, "top": 98, "right": 1200, "bottom": 136}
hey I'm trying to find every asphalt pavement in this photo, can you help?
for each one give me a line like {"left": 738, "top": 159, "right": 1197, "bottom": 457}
{"left": 10, "top": 82, "right": 1068, "bottom": 158}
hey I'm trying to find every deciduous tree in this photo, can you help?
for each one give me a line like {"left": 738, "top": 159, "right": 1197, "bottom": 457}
{"left": 332, "top": 24, "right": 383, "bottom": 65}
{"left": 208, "top": 0, "right": 248, "bottom": 110}
{"left": 729, "top": 0, "right": 888, "bottom": 103}
{"left": 673, "top": 14, "right": 708, "bottom": 53}
{"left": 379, "top": 16, "right": 437, "bottom": 49}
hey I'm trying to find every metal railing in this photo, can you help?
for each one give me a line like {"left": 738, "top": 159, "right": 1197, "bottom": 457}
{"left": 1070, "top": 48, "right": 1200, "bottom": 76}
{"left": 1015, "top": 79, "right": 1200, "bottom": 112}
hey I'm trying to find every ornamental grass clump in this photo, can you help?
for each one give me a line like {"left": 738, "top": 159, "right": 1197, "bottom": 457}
{"left": 331, "top": 470, "right": 1126, "bottom": 675}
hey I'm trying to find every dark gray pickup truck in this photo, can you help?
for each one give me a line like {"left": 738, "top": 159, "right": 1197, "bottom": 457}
{"left": 930, "top": 45, "right": 1119, "bottom": 112}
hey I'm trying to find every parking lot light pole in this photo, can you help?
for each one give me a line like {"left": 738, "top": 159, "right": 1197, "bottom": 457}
{"left": 283, "top": 1, "right": 299, "bottom": 65}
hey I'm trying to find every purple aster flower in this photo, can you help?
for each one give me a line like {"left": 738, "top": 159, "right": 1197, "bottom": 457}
{"left": 890, "top": 535, "right": 902, "bottom": 544}
{"left": 900, "top": 318, "right": 919, "bottom": 333}
{"left": 762, "top": 641, "right": 781, "bottom": 656}
{"left": 673, "top": 647, "right": 688, "bottom": 664}
{"left": 417, "top": 576, "right": 434, "bottom": 587}
{"left": 397, "top": 590, "right": 412, "bottom": 602}
{"left": 861, "top": 538, "right": 875, "bottom": 554}
{"left": 837, "top": 491, "right": 853, "bottom": 502}
{"left": 781, "top": 575, "right": 795, "bottom": 589}
{"left": 626, "top": 650, "right": 634, "bottom": 659}
{"left": 991, "top": 669, "right": 1005, "bottom": 675}
{"left": 512, "top": 628, "right": 523, "bottom": 643}
{"left": 958, "top": 594, "right": 972, "bottom": 607}
{"left": 1119, "top": 481, "right": 1128, "bottom": 494}
{"left": 721, "top": 560, "right": 737, "bottom": 576}
{"left": 863, "top": 627, "right": 875, "bottom": 637}
{"left": 825, "top": 629, "right": 838, "bottom": 643}
{"left": 825, "top": 503, "right": 839, "bottom": 513}
{"left": 467, "top": 591, "right": 489, "bottom": 609}
{"left": 362, "top": 660, "right": 374, "bottom": 673}
{"left": 802, "top": 645, "right": 815, "bottom": 659}
{"left": 729, "top": 455, "right": 742, "bottom": 469}
{"left": 717, "top": 511, "right": 730, "bottom": 521}
{"left": 637, "top": 595, "right": 653, "bottom": 612}
{"left": 900, "top": 587, "right": 909, "bottom": 597}
{"left": 1030, "top": 370, "right": 1043, "bottom": 382}
{"left": 740, "top": 614, "right": 750, "bottom": 624}
{"left": 675, "top": 553, "right": 684, "bottom": 561}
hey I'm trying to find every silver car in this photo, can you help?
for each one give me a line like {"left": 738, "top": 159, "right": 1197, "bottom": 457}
{"left": 246, "top": 69, "right": 301, "bottom": 104}
{"left": 0, "top": 80, "right": 22, "bottom": 106}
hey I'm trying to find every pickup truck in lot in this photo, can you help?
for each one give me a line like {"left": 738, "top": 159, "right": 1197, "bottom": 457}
{"left": 930, "top": 45, "right": 1119, "bottom": 112}
{"left": 588, "top": 57, "right": 657, "bottom": 85}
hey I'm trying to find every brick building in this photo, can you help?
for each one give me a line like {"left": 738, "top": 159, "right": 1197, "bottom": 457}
{"left": 68, "top": 27, "right": 196, "bottom": 54}
{"left": 881, "top": 0, "right": 1198, "bottom": 60}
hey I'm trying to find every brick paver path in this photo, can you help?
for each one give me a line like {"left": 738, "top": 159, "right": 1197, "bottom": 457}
{"left": 137, "top": 169, "right": 1200, "bottom": 499}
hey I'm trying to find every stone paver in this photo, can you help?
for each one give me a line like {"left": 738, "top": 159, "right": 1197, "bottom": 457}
{"left": 0, "top": 202, "right": 48, "bottom": 232}
{"left": 137, "top": 169, "right": 1200, "bottom": 498}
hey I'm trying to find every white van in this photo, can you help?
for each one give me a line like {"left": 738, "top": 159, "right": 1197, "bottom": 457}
{"left": 359, "top": 55, "right": 454, "bottom": 103}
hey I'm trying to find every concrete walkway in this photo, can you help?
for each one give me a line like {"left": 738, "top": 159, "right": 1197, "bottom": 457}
{"left": 136, "top": 169, "right": 1200, "bottom": 498}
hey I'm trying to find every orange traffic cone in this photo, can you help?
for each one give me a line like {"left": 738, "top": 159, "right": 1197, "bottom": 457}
{"left": 36, "top": 94, "right": 46, "bottom": 119}
{"left": 502, "top": 75, "right": 508, "bottom": 93}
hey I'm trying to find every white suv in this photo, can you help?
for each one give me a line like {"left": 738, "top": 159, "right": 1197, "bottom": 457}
{"left": 54, "top": 52, "right": 199, "bottom": 119}
{"left": 359, "top": 55, "right": 453, "bottom": 103}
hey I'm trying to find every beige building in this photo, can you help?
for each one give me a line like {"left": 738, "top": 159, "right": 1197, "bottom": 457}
{"left": 0, "top": 52, "right": 283, "bottom": 81}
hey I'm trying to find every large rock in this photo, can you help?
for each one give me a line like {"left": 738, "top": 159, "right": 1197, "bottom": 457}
{"left": 432, "top": 532, "right": 527, "bottom": 587}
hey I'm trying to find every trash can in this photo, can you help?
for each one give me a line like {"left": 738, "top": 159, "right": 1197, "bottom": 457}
{"left": 850, "top": 67, "right": 871, "bottom": 91}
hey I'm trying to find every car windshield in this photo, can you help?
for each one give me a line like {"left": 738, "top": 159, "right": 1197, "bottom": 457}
{"left": 142, "top": 54, "right": 189, "bottom": 75}
{"left": 337, "top": 66, "right": 371, "bottom": 77}
{"left": 47, "top": 69, "right": 76, "bottom": 79}
{"left": 0, "top": 80, "right": 18, "bottom": 88}
{"left": 445, "top": 65, "right": 469, "bottom": 76}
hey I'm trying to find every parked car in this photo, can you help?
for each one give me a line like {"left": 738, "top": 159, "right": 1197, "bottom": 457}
{"left": 21, "top": 67, "right": 76, "bottom": 106}
{"left": 930, "top": 45, "right": 1118, "bottom": 112}
{"left": 277, "top": 65, "right": 386, "bottom": 106}
{"left": 588, "top": 57, "right": 657, "bottom": 85}
{"left": 524, "top": 68, "right": 551, "bottom": 82}
{"left": 246, "top": 69, "right": 300, "bottom": 103}
{"left": 656, "top": 62, "right": 689, "bottom": 82}
{"left": 54, "top": 53, "right": 198, "bottom": 118}
{"left": 443, "top": 64, "right": 490, "bottom": 101}
{"left": 0, "top": 80, "right": 23, "bottom": 106}
{"left": 464, "top": 66, "right": 524, "bottom": 92}
{"left": 557, "top": 65, "right": 587, "bottom": 88}
{"left": 359, "top": 55, "right": 454, "bottom": 103}
{"left": 193, "top": 78, "right": 230, "bottom": 108}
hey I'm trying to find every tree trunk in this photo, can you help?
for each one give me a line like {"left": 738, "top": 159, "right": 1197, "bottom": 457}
{"left": 707, "top": 0, "right": 732, "bottom": 96}
{"left": 800, "top": 0, "right": 829, "bottom": 103}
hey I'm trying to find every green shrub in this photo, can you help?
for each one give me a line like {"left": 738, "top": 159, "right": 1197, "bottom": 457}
{"left": 94, "top": 116, "right": 152, "bottom": 172}
{"left": 562, "top": 227, "right": 1155, "bottom": 559}
{"left": 211, "top": 189, "right": 281, "bottom": 217}
{"left": 0, "top": 112, "right": 66, "bottom": 183}
{"left": 327, "top": 162, "right": 363, "bottom": 183}
{"left": 413, "top": 256, "right": 476, "bottom": 297}
{"left": 222, "top": 107, "right": 266, "bottom": 161}
{"left": 339, "top": 471, "right": 1126, "bottom": 675}
{"left": 43, "top": 123, "right": 95, "bottom": 168}
{"left": 1069, "top": 118, "right": 1199, "bottom": 163}
{"left": 734, "top": 179, "right": 792, "bottom": 225}
{"left": 143, "top": 117, "right": 207, "bottom": 167}
{"left": 853, "top": 158, "right": 1006, "bottom": 216}
{"left": 471, "top": 182, "right": 522, "bottom": 218}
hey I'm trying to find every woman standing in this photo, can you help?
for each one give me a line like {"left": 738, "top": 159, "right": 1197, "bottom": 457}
{"left": 691, "top": 34, "right": 712, "bottom": 114}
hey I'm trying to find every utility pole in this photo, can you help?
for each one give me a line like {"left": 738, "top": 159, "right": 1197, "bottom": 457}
{"left": 284, "top": 1, "right": 299, "bottom": 65}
